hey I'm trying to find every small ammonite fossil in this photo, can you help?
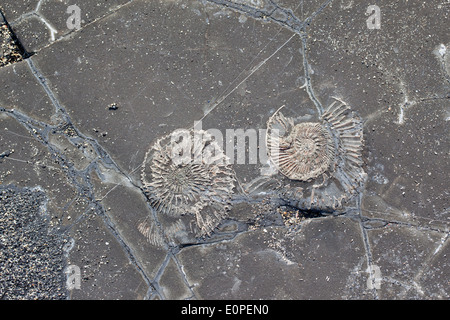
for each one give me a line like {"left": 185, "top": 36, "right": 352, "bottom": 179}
{"left": 266, "top": 115, "right": 335, "bottom": 181}
{"left": 266, "top": 98, "right": 366, "bottom": 212}
{"left": 140, "top": 129, "right": 235, "bottom": 241}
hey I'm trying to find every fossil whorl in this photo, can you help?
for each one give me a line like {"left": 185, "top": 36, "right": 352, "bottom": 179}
{"left": 321, "top": 99, "right": 365, "bottom": 193}
{"left": 141, "top": 129, "right": 235, "bottom": 238}
{"left": 266, "top": 98, "right": 366, "bottom": 211}
{"left": 266, "top": 114, "right": 335, "bottom": 181}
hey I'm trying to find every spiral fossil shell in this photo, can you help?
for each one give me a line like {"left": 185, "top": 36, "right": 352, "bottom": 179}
{"left": 266, "top": 98, "right": 366, "bottom": 212}
{"left": 140, "top": 129, "right": 235, "bottom": 240}
{"left": 267, "top": 117, "right": 335, "bottom": 181}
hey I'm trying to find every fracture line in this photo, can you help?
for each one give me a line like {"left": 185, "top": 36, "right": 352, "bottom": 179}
{"left": 196, "top": 33, "right": 297, "bottom": 124}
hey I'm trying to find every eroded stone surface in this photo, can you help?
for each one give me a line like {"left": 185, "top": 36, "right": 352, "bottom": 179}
{"left": 0, "top": 185, "right": 68, "bottom": 299}
{"left": 0, "top": 0, "right": 448, "bottom": 300}
{"left": 0, "top": 11, "right": 25, "bottom": 67}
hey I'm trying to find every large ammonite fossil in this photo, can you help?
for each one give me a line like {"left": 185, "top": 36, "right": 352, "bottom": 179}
{"left": 140, "top": 129, "right": 235, "bottom": 243}
{"left": 266, "top": 98, "right": 366, "bottom": 212}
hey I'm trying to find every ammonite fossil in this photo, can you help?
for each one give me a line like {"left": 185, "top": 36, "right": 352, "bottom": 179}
{"left": 266, "top": 116, "right": 335, "bottom": 181}
{"left": 140, "top": 129, "right": 235, "bottom": 242}
{"left": 266, "top": 98, "right": 366, "bottom": 212}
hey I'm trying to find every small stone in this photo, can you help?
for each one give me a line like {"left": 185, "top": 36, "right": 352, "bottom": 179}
{"left": 108, "top": 103, "right": 119, "bottom": 110}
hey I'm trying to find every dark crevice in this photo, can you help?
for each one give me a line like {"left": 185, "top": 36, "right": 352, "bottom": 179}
{"left": 0, "top": 8, "right": 33, "bottom": 67}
